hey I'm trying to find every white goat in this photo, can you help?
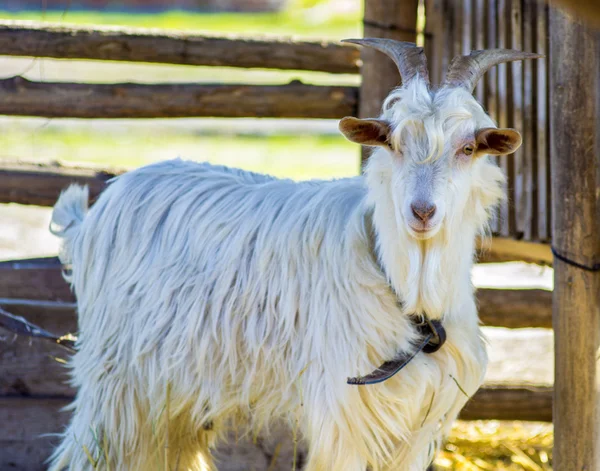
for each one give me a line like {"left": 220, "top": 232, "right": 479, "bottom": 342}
{"left": 48, "top": 40, "right": 540, "bottom": 471}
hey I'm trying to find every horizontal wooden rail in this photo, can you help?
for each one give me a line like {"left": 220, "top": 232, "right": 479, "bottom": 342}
{"left": 460, "top": 383, "right": 553, "bottom": 422}
{"left": 0, "top": 161, "right": 120, "bottom": 206}
{"left": 0, "top": 21, "right": 360, "bottom": 74}
{"left": 0, "top": 257, "right": 552, "bottom": 328}
{"left": 0, "top": 77, "right": 357, "bottom": 119}
{"left": 0, "top": 386, "right": 552, "bottom": 424}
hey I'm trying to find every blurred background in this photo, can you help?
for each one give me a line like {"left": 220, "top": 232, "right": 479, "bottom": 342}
{"left": 0, "top": 1, "right": 555, "bottom": 469}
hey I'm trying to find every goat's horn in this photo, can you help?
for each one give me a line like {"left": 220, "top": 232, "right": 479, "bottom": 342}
{"left": 444, "top": 49, "right": 544, "bottom": 92}
{"left": 342, "top": 38, "right": 430, "bottom": 86}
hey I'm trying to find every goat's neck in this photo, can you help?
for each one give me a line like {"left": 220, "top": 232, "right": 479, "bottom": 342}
{"left": 371, "top": 197, "right": 478, "bottom": 323}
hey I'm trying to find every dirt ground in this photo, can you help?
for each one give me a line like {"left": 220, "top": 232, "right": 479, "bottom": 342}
{"left": 0, "top": 203, "right": 553, "bottom": 386}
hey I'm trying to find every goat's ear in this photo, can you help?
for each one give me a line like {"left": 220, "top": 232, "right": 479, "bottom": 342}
{"left": 339, "top": 117, "right": 391, "bottom": 147}
{"left": 475, "top": 128, "right": 522, "bottom": 156}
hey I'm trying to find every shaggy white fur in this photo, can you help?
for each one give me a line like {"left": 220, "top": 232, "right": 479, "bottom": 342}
{"left": 48, "top": 78, "right": 507, "bottom": 471}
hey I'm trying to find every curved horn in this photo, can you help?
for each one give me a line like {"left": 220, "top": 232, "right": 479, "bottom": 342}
{"left": 342, "top": 38, "right": 430, "bottom": 86}
{"left": 444, "top": 49, "right": 544, "bottom": 92}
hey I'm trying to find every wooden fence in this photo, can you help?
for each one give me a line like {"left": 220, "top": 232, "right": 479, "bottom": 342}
{"left": 0, "top": 6, "right": 561, "bottom": 470}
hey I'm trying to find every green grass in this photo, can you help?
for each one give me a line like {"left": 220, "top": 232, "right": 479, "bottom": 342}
{"left": 0, "top": 4, "right": 361, "bottom": 40}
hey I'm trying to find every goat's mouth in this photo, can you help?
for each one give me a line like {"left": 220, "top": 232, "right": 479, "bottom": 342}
{"left": 407, "top": 223, "right": 440, "bottom": 239}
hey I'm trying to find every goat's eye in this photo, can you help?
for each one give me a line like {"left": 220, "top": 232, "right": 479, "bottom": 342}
{"left": 463, "top": 144, "right": 475, "bottom": 156}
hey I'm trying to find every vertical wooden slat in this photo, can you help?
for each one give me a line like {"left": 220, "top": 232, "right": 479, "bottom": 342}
{"left": 474, "top": 0, "right": 486, "bottom": 104}
{"left": 462, "top": 0, "right": 472, "bottom": 55}
{"left": 496, "top": 0, "right": 511, "bottom": 236}
{"left": 359, "top": 0, "right": 419, "bottom": 165}
{"left": 550, "top": 6, "right": 600, "bottom": 469}
{"left": 441, "top": 0, "right": 455, "bottom": 81}
{"left": 509, "top": 0, "right": 524, "bottom": 237}
{"left": 424, "top": 0, "right": 444, "bottom": 86}
{"left": 486, "top": 0, "right": 500, "bottom": 233}
{"left": 453, "top": 0, "right": 464, "bottom": 64}
{"left": 522, "top": 0, "right": 535, "bottom": 241}
{"left": 535, "top": 1, "right": 549, "bottom": 241}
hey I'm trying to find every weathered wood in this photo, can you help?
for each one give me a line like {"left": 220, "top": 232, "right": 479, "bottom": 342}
{"left": 550, "top": 8, "right": 600, "bottom": 470}
{"left": 424, "top": 0, "right": 444, "bottom": 86}
{"left": 0, "top": 161, "right": 120, "bottom": 206}
{"left": 0, "top": 258, "right": 73, "bottom": 302}
{"left": 0, "top": 396, "right": 69, "bottom": 471}
{"left": 477, "top": 237, "right": 552, "bottom": 265}
{"left": 474, "top": 0, "right": 486, "bottom": 104}
{"left": 0, "top": 257, "right": 553, "bottom": 328}
{"left": 509, "top": 0, "right": 525, "bottom": 237}
{"left": 0, "top": 302, "right": 76, "bottom": 397}
{"left": 477, "top": 287, "right": 552, "bottom": 329}
{"left": 486, "top": 0, "right": 500, "bottom": 234}
{"left": 0, "top": 21, "right": 360, "bottom": 74}
{"left": 0, "top": 77, "right": 358, "bottom": 119}
{"left": 359, "top": 0, "right": 419, "bottom": 164}
{"left": 522, "top": 0, "right": 534, "bottom": 241}
{"left": 460, "top": 383, "right": 553, "bottom": 421}
{"left": 535, "top": 2, "right": 550, "bottom": 241}
{"left": 496, "top": 0, "right": 511, "bottom": 237}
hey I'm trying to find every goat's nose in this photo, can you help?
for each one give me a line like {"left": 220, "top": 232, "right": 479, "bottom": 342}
{"left": 411, "top": 201, "right": 436, "bottom": 223}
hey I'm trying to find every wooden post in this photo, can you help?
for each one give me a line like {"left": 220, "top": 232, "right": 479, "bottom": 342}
{"left": 550, "top": 8, "right": 600, "bottom": 471}
{"left": 359, "top": 0, "right": 419, "bottom": 165}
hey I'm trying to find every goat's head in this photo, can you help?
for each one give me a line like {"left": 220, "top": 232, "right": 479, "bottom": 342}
{"left": 340, "top": 39, "right": 542, "bottom": 241}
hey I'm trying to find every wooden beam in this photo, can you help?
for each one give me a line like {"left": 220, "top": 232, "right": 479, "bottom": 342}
{"left": 550, "top": 8, "right": 600, "bottom": 471}
{"left": 359, "top": 0, "right": 419, "bottom": 165}
{"left": 460, "top": 383, "right": 552, "bottom": 422}
{"left": 477, "top": 237, "right": 553, "bottom": 265}
{"left": 0, "top": 21, "right": 360, "bottom": 74}
{"left": 478, "top": 287, "right": 552, "bottom": 329}
{"left": 0, "top": 257, "right": 553, "bottom": 329}
{"left": 0, "top": 161, "right": 120, "bottom": 206}
{"left": 0, "top": 77, "right": 357, "bottom": 119}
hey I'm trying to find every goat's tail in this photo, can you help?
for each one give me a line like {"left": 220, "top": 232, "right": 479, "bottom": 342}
{"left": 50, "top": 184, "right": 89, "bottom": 268}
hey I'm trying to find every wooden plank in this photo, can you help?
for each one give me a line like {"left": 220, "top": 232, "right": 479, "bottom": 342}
{"left": 509, "top": 0, "right": 525, "bottom": 237}
{"left": 453, "top": 0, "right": 465, "bottom": 65}
{"left": 478, "top": 288, "right": 551, "bottom": 329}
{"left": 486, "top": 0, "right": 500, "bottom": 233}
{"left": 440, "top": 0, "right": 455, "bottom": 81}
{"left": 477, "top": 237, "right": 553, "bottom": 265}
{"left": 0, "top": 256, "right": 552, "bottom": 327}
{"left": 522, "top": 0, "right": 535, "bottom": 241}
{"left": 461, "top": 0, "right": 472, "bottom": 56}
{"left": 496, "top": 0, "right": 511, "bottom": 237}
{"left": 0, "top": 161, "right": 120, "bottom": 206}
{"left": 460, "top": 383, "right": 552, "bottom": 421}
{"left": 0, "top": 21, "right": 360, "bottom": 74}
{"left": 474, "top": 0, "right": 486, "bottom": 103}
{"left": 0, "top": 77, "right": 358, "bottom": 119}
{"left": 0, "top": 302, "right": 76, "bottom": 397}
{"left": 535, "top": 2, "right": 550, "bottom": 241}
{"left": 0, "top": 396, "right": 70, "bottom": 471}
{"left": 0, "top": 259, "right": 73, "bottom": 302}
{"left": 550, "top": 8, "right": 600, "bottom": 470}
{"left": 360, "top": 0, "right": 419, "bottom": 164}
{"left": 424, "top": 0, "right": 444, "bottom": 86}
